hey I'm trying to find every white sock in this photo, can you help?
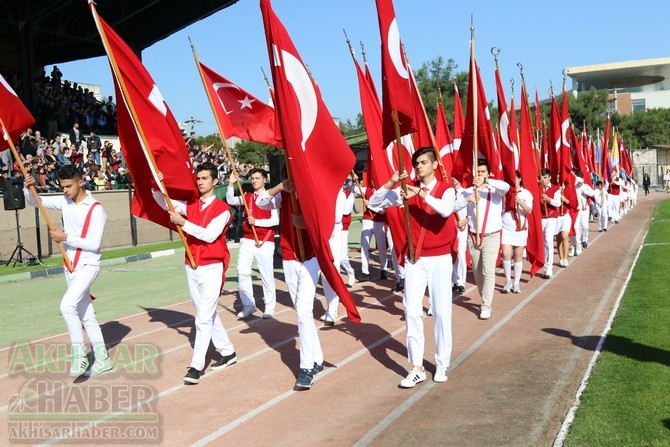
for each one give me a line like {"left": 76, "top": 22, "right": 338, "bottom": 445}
{"left": 514, "top": 261, "right": 523, "bottom": 285}
{"left": 502, "top": 259, "right": 512, "bottom": 282}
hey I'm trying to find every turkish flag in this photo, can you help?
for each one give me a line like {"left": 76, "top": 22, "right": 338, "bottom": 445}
{"left": 435, "top": 96, "right": 454, "bottom": 178}
{"left": 494, "top": 65, "right": 519, "bottom": 213}
{"left": 375, "top": 0, "right": 415, "bottom": 148}
{"left": 453, "top": 57, "right": 500, "bottom": 187}
{"left": 198, "top": 62, "right": 281, "bottom": 148}
{"left": 0, "top": 74, "right": 35, "bottom": 146}
{"left": 548, "top": 95, "right": 562, "bottom": 183}
{"left": 519, "top": 81, "right": 544, "bottom": 277}
{"left": 352, "top": 57, "right": 409, "bottom": 267}
{"left": 90, "top": 2, "right": 198, "bottom": 228}
{"left": 260, "top": 0, "right": 360, "bottom": 323}
{"left": 452, "top": 83, "right": 464, "bottom": 153}
{"left": 559, "top": 87, "right": 574, "bottom": 184}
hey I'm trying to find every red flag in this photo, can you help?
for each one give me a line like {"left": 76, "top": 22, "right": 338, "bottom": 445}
{"left": 90, "top": 2, "right": 198, "bottom": 228}
{"left": 454, "top": 57, "right": 500, "bottom": 187}
{"left": 452, "top": 83, "right": 464, "bottom": 152}
{"left": 198, "top": 62, "right": 281, "bottom": 148}
{"left": 572, "top": 125, "right": 593, "bottom": 187}
{"left": 494, "top": 64, "right": 518, "bottom": 212}
{"left": 548, "top": 95, "right": 562, "bottom": 183}
{"left": 619, "top": 136, "right": 634, "bottom": 179}
{"left": 260, "top": 0, "right": 360, "bottom": 323}
{"left": 0, "top": 74, "right": 35, "bottom": 146}
{"left": 375, "top": 0, "right": 415, "bottom": 148}
{"left": 558, "top": 87, "right": 573, "bottom": 184}
{"left": 601, "top": 115, "right": 611, "bottom": 181}
{"left": 407, "top": 63, "right": 433, "bottom": 151}
{"left": 435, "top": 94, "right": 454, "bottom": 177}
{"left": 534, "top": 87, "right": 542, "bottom": 135}
{"left": 352, "top": 54, "right": 408, "bottom": 268}
{"left": 519, "top": 81, "right": 544, "bottom": 277}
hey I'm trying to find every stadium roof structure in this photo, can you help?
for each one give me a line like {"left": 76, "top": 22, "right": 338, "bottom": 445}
{"left": 566, "top": 57, "right": 670, "bottom": 92}
{"left": 0, "top": 0, "right": 240, "bottom": 68}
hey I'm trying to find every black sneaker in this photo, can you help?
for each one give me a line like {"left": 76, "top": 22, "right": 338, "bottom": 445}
{"left": 210, "top": 352, "right": 237, "bottom": 371}
{"left": 394, "top": 279, "right": 404, "bottom": 292}
{"left": 358, "top": 273, "right": 371, "bottom": 281}
{"left": 452, "top": 284, "right": 459, "bottom": 293}
{"left": 294, "top": 368, "right": 314, "bottom": 390}
{"left": 457, "top": 285, "right": 466, "bottom": 294}
{"left": 184, "top": 367, "right": 201, "bottom": 385}
{"left": 312, "top": 362, "right": 324, "bottom": 376}
{"left": 582, "top": 241, "right": 588, "bottom": 249}
{"left": 380, "top": 270, "right": 388, "bottom": 280}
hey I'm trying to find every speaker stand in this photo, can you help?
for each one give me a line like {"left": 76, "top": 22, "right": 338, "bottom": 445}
{"left": 6, "top": 209, "right": 42, "bottom": 267}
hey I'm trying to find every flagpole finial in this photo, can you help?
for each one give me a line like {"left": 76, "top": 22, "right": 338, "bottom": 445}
{"left": 360, "top": 41, "right": 368, "bottom": 64}
{"left": 517, "top": 62, "right": 524, "bottom": 79}
{"left": 470, "top": 15, "right": 475, "bottom": 38}
{"left": 490, "top": 46, "right": 500, "bottom": 65}
{"left": 549, "top": 79, "right": 554, "bottom": 96}
{"left": 343, "top": 29, "right": 355, "bottom": 58}
{"left": 260, "top": 66, "right": 271, "bottom": 88}
{"left": 510, "top": 78, "right": 515, "bottom": 96}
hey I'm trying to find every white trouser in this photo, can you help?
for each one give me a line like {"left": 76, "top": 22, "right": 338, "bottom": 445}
{"left": 386, "top": 229, "right": 404, "bottom": 281}
{"left": 598, "top": 203, "right": 608, "bottom": 230}
{"left": 541, "top": 218, "right": 557, "bottom": 272}
{"left": 62, "top": 264, "right": 107, "bottom": 358}
{"left": 284, "top": 258, "right": 323, "bottom": 370}
{"left": 237, "top": 238, "right": 276, "bottom": 310}
{"left": 576, "top": 209, "right": 590, "bottom": 243}
{"left": 322, "top": 231, "right": 343, "bottom": 317}
{"left": 340, "top": 229, "right": 355, "bottom": 278}
{"left": 404, "top": 254, "right": 453, "bottom": 369}
{"left": 609, "top": 194, "right": 620, "bottom": 221}
{"left": 360, "top": 220, "right": 388, "bottom": 274}
{"left": 185, "top": 263, "right": 235, "bottom": 371}
{"left": 452, "top": 228, "right": 467, "bottom": 286}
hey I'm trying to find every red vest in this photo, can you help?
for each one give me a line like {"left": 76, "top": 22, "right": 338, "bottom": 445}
{"left": 542, "top": 184, "right": 561, "bottom": 219}
{"left": 362, "top": 187, "right": 386, "bottom": 223}
{"left": 342, "top": 190, "right": 352, "bottom": 230}
{"left": 278, "top": 191, "right": 315, "bottom": 261}
{"left": 608, "top": 182, "right": 621, "bottom": 195}
{"left": 405, "top": 180, "right": 457, "bottom": 259}
{"left": 242, "top": 191, "right": 276, "bottom": 242}
{"left": 185, "top": 198, "right": 231, "bottom": 268}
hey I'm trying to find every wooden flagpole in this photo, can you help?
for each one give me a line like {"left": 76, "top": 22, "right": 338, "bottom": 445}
{"left": 1, "top": 119, "right": 73, "bottom": 271}
{"left": 393, "top": 109, "right": 415, "bottom": 263}
{"left": 470, "top": 17, "right": 481, "bottom": 247}
{"left": 89, "top": 3, "right": 196, "bottom": 268}
{"left": 189, "top": 38, "right": 261, "bottom": 246}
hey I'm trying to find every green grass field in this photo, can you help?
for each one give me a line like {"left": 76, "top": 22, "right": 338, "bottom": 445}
{"left": 563, "top": 200, "right": 670, "bottom": 446}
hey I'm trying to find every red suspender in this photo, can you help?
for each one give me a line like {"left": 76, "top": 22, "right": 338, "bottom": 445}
{"left": 67, "top": 202, "right": 101, "bottom": 271}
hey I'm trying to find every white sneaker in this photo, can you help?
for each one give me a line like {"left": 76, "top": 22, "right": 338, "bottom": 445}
{"left": 568, "top": 246, "right": 575, "bottom": 257}
{"left": 480, "top": 306, "right": 491, "bottom": 320}
{"left": 237, "top": 305, "right": 256, "bottom": 318}
{"left": 562, "top": 259, "right": 569, "bottom": 267}
{"left": 347, "top": 277, "right": 356, "bottom": 287}
{"left": 512, "top": 284, "right": 521, "bottom": 294}
{"left": 575, "top": 248, "right": 582, "bottom": 256}
{"left": 70, "top": 353, "right": 89, "bottom": 377}
{"left": 544, "top": 269, "right": 553, "bottom": 279}
{"left": 502, "top": 281, "right": 512, "bottom": 293}
{"left": 433, "top": 366, "right": 448, "bottom": 383}
{"left": 86, "top": 356, "right": 112, "bottom": 376}
{"left": 262, "top": 305, "right": 275, "bottom": 319}
{"left": 399, "top": 367, "right": 426, "bottom": 388}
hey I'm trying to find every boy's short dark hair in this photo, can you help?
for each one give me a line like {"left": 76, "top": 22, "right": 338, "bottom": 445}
{"left": 57, "top": 165, "right": 82, "bottom": 180}
{"left": 540, "top": 168, "right": 552, "bottom": 177}
{"left": 248, "top": 167, "right": 268, "bottom": 179}
{"left": 411, "top": 147, "right": 436, "bottom": 166}
{"left": 196, "top": 161, "right": 217, "bottom": 180}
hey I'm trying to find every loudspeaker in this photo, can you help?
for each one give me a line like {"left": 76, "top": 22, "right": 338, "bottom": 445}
{"left": 267, "top": 154, "right": 286, "bottom": 188}
{"left": 3, "top": 178, "right": 26, "bottom": 211}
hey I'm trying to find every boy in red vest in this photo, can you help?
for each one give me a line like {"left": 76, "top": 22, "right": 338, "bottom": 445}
{"left": 369, "top": 147, "right": 457, "bottom": 388}
{"left": 226, "top": 168, "right": 278, "bottom": 319}
{"left": 154, "top": 162, "right": 237, "bottom": 385}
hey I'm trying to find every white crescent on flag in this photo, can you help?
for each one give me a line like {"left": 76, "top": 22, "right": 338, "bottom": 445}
{"left": 281, "top": 48, "right": 317, "bottom": 152}
{"left": 148, "top": 84, "right": 167, "bottom": 117}
{"left": 213, "top": 82, "right": 242, "bottom": 114}
{"left": 0, "top": 75, "right": 18, "bottom": 97}
{"left": 387, "top": 19, "right": 408, "bottom": 80}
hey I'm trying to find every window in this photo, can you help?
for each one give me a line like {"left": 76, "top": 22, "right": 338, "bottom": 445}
{"left": 632, "top": 99, "right": 646, "bottom": 113}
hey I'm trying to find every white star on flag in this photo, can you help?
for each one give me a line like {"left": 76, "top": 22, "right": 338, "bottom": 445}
{"left": 239, "top": 95, "right": 255, "bottom": 109}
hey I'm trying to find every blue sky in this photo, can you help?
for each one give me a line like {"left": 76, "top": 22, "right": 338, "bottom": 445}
{"left": 61, "top": 0, "right": 670, "bottom": 136}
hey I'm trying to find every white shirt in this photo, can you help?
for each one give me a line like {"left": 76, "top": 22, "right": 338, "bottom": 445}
{"left": 368, "top": 177, "right": 455, "bottom": 218}
{"left": 24, "top": 189, "right": 106, "bottom": 267}
{"left": 225, "top": 187, "right": 279, "bottom": 228}
{"left": 152, "top": 190, "right": 230, "bottom": 244}
{"left": 455, "top": 178, "right": 510, "bottom": 233}
{"left": 502, "top": 187, "right": 533, "bottom": 231}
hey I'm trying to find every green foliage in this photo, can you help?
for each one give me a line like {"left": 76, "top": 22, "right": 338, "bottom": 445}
{"left": 414, "top": 56, "right": 468, "bottom": 129}
{"left": 230, "top": 140, "right": 282, "bottom": 166}
{"left": 564, "top": 87, "right": 609, "bottom": 131}
{"left": 617, "top": 108, "right": 670, "bottom": 149}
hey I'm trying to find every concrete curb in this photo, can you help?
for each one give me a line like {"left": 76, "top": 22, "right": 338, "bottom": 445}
{"left": 0, "top": 247, "right": 186, "bottom": 284}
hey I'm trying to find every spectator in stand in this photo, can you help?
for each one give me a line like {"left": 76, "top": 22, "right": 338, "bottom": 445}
{"left": 102, "top": 141, "right": 114, "bottom": 172}
{"left": 115, "top": 167, "right": 131, "bottom": 189}
{"left": 20, "top": 129, "right": 38, "bottom": 159}
{"left": 44, "top": 146, "right": 58, "bottom": 165}
{"left": 57, "top": 145, "right": 71, "bottom": 166}
{"left": 44, "top": 162, "right": 60, "bottom": 192}
{"left": 69, "top": 143, "right": 83, "bottom": 169}
{"left": 69, "top": 122, "right": 83, "bottom": 150}
{"left": 86, "top": 131, "right": 101, "bottom": 166}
